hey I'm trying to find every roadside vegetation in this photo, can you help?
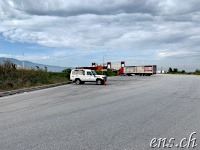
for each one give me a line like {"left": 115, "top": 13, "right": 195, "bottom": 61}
{"left": 195, "top": 69, "right": 200, "bottom": 75}
{"left": 0, "top": 60, "right": 71, "bottom": 92}
{"left": 167, "top": 67, "right": 200, "bottom": 75}
{"left": 96, "top": 69, "right": 117, "bottom": 76}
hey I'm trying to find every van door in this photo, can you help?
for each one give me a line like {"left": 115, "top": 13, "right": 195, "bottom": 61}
{"left": 90, "top": 72, "right": 96, "bottom": 81}
{"left": 85, "top": 71, "right": 96, "bottom": 81}
{"left": 85, "top": 71, "right": 93, "bottom": 81}
{"left": 79, "top": 70, "right": 85, "bottom": 81}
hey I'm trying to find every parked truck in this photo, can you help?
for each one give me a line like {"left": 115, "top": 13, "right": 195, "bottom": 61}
{"left": 118, "top": 65, "right": 157, "bottom": 76}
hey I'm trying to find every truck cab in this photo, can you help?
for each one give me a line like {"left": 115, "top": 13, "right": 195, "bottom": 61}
{"left": 70, "top": 69, "right": 107, "bottom": 85}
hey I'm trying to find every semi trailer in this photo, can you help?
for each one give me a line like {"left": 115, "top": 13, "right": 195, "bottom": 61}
{"left": 118, "top": 65, "right": 157, "bottom": 76}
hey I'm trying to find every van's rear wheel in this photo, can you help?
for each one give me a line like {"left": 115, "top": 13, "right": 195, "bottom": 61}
{"left": 75, "top": 79, "right": 81, "bottom": 85}
{"left": 96, "top": 79, "right": 102, "bottom": 85}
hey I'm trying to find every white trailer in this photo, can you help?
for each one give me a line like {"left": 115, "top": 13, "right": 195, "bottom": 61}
{"left": 119, "top": 65, "right": 157, "bottom": 76}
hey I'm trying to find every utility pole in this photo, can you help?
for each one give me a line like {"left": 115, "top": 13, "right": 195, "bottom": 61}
{"left": 22, "top": 53, "right": 24, "bottom": 69}
{"left": 102, "top": 55, "right": 107, "bottom": 75}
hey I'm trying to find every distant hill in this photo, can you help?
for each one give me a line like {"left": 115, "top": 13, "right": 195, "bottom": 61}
{"left": 0, "top": 57, "right": 72, "bottom": 72}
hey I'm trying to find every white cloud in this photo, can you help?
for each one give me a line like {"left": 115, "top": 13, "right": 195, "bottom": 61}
{"left": 0, "top": 0, "right": 200, "bottom": 67}
{"left": 156, "top": 50, "right": 200, "bottom": 57}
{"left": 0, "top": 53, "right": 51, "bottom": 61}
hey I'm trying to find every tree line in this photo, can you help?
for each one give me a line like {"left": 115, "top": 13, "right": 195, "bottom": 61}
{"left": 168, "top": 67, "right": 200, "bottom": 75}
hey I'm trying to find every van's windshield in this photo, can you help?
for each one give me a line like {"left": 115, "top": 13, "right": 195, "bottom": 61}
{"left": 92, "top": 70, "right": 97, "bottom": 75}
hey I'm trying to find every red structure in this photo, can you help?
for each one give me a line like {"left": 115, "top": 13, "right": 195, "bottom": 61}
{"left": 121, "top": 61, "right": 125, "bottom": 67}
{"left": 76, "top": 62, "right": 125, "bottom": 71}
{"left": 97, "top": 65, "right": 102, "bottom": 70}
{"left": 107, "top": 62, "right": 111, "bottom": 69}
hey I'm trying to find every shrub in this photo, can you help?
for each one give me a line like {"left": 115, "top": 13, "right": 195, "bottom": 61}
{"left": 181, "top": 70, "right": 185, "bottom": 73}
{"left": 0, "top": 60, "right": 70, "bottom": 92}
{"left": 195, "top": 69, "right": 200, "bottom": 75}
{"left": 61, "top": 68, "right": 71, "bottom": 79}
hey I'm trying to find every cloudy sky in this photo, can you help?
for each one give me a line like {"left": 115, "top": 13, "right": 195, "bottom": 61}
{"left": 0, "top": 0, "right": 200, "bottom": 71}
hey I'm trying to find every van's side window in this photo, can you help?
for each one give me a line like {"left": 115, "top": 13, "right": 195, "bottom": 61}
{"left": 87, "top": 71, "right": 92, "bottom": 75}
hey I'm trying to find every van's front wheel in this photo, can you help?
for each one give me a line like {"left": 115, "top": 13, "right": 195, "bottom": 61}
{"left": 96, "top": 79, "right": 102, "bottom": 85}
{"left": 75, "top": 79, "right": 81, "bottom": 85}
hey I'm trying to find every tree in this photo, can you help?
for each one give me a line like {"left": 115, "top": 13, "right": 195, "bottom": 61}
{"left": 168, "top": 67, "right": 172, "bottom": 73}
{"left": 181, "top": 70, "right": 185, "bottom": 73}
{"left": 173, "top": 68, "right": 178, "bottom": 73}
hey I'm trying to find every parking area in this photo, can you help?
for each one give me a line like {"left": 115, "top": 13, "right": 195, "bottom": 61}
{"left": 0, "top": 74, "right": 200, "bottom": 150}
{"left": 71, "top": 74, "right": 159, "bottom": 86}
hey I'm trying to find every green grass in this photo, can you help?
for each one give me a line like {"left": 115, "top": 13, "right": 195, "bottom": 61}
{"left": 0, "top": 60, "right": 71, "bottom": 92}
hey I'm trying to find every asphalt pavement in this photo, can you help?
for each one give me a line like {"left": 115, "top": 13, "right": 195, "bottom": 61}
{"left": 0, "top": 74, "right": 200, "bottom": 150}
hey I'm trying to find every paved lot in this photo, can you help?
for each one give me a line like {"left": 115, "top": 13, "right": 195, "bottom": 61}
{"left": 0, "top": 74, "right": 200, "bottom": 150}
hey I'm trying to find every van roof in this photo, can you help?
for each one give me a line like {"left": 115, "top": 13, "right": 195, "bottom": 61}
{"left": 72, "top": 69, "right": 92, "bottom": 71}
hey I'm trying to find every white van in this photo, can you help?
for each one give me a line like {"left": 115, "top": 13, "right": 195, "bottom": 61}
{"left": 70, "top": 69, "right": 107, "bottom": 85}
